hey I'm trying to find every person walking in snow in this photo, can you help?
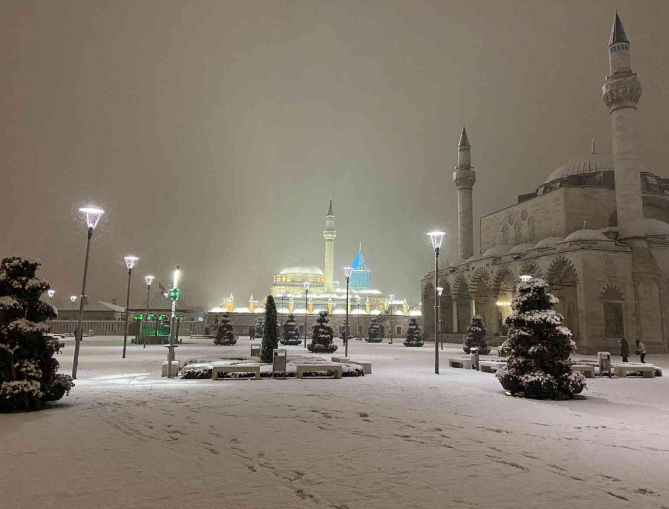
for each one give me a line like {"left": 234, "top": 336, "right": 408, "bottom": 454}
{"left": 249, "top": 326, "right": 255, "bottom": 340}
{"left": 619, "top": 337, "right": 629, "bottom": 363}
{"left": 634, "top": 339, "right": 647, "bottom": 363}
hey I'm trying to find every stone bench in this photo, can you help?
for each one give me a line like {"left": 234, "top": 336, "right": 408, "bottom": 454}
{"left": 331, "top": 356, "right": 372, "bottom": 374}
{"left": 448, "top": 357, "right": 472, "bottom": 369}
{"left": 161, "top": 359, "right": 181, "bottom": 377}
{"left": 212, "top": 364, "right": 261, "bottom": 380}
{"left": 571, "top": 364, "right": 596, "bottom": 378}
{"left": 250, "top": 344, "right": 261, "bottom": 357}
{"left": 479, "top": 361, "right": 506, "bottom": 373}
{"left": 296, "top": 364, "right": 342, "bottom": 379}
{"left": 612, "top": 363, "right": 656, "bottom": 378}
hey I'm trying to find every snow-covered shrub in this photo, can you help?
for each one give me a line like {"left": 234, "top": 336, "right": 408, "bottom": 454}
{"left": 366, "top": 316, "right": 383, "bottom": 343}
{"left": 280, "top": 314, "right": 301, "bottom": 345}
{"left": 496, "top": 277, "right": 585, "bottom": 400}
{"left": 254, "top": 317, "right": 264, "bottom": 339}
{"left": 213, "top": 312, "right": 236, "bottom": 346}
{"left": 463, "top": 315, "right": 491, "bottom": 355}
{"left": 498, "top": 339, "right": 512, "bottom": 357}
{"left": 403, "top": 318, "right": 423, "bottom": 347}
{"left": 260, "top": 296, "right": 279, "bottom": 362}
{"left": 307, "top": 311, "right": 337, "bottom": 353}
{"left": 0, "top": 257, "right": 74, "bottom": 412}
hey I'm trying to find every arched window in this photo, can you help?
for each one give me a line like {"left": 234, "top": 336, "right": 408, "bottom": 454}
{"left": 501, "top": 224, "right": 509, "bottom": 245}
{"left": 528, "top": 217, "right": 536, "bottom": 241}
{"left": 600, "top": 285, "right": 624, "bottom": 338}
{"left": 514, "top": 221, "right": 522, "bottom": 244}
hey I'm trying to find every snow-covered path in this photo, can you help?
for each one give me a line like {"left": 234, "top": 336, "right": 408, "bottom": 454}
{"left": 2, "top": 336, "right": 668, "bottom": 508}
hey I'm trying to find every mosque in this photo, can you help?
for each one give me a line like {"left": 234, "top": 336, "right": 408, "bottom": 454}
{"left": 212, "top": 198, "right": 420, "bottom": 338}
{"left": 422, "top": 13, "right": 669, "bottom": 353}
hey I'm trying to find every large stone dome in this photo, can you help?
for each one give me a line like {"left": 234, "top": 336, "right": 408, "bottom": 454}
{"left": 544, "top": 152, "right": 613, "bottom": 184}
{"left": 535, "top": 236, "right": 564, "bottom": 248}
{"left": 482, "top": 245, "right": 512, "bottom": 258}
{"left": 279, "top": 265, "right": 324, "bottom": 276}
{"left": 561, "top": 229, "right": 610, "bottom": 243}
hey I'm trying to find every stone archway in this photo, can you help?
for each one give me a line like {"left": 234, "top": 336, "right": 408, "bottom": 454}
{"left": 422, "top": 281, "right": 435, "bottom": 334}
{"left": 438, "top": 279, "right": 453, "bottom": 334}
{"left": 493, "top": 268, "right": 516, "bottom": 335}
{"left": 547, "top": 257, "right": 580, "bottom": 343}
{"left": 453, "top": 274, "right": 471, "bottom": 334}
{"left": 470, "top": 268, "right": 492, "bottom": 330}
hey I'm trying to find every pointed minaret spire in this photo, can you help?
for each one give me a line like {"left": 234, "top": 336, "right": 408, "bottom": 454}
{"left": 323, "top": 197, "right": 336, "bottom": 293}
{"left": 458, "top": 125, "right": 470, "bottom": 148}
{"left": 327, "top": 196, "right": 333, "bottom": 216}
{"left": 609, "top": 11, "right": 629, "bottom": 46}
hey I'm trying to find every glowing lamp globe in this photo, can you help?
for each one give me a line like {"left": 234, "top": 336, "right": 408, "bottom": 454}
{"left": 70, "top": 295, "right": 77, "bottom": 303}
{"left": 79, "top": 206, "right": 104, "bottom": 229}
{"left": 520, "top": 274, "right": 533, "bottom": 282}
{"left": 437, "top": 287, "right": 443, "bottom": 297}
{"left": 427, "top": 231, "right": 446, "bottom": 250}
{"left": 47, "top": 289, "right": 55, "bottom": 299}
{"left": 303, "top": 281, "right": 310, "bottom": 290}
{"left": 344, "top": 266, "right": 354, "bottom": 279}
{"left": 124, "top": 256, "right": 138, "bottom": 270}
{"left": 145, "top": 275, "right": 155, "bottom": 286}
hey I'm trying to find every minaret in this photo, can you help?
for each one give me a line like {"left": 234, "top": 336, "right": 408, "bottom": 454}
{"left": 453, "top": 126, "right": 477, "bottom": 258}
{"left": 323, "top": 197, "right": 336, "bottom": 293}
{"left": 602, "top": 12, "right": 643, "bottom": 239}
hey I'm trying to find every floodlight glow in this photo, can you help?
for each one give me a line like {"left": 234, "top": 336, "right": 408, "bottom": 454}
{"left": 47, "top": 290, "right": 55, "bottom": 298}
{"left": 79, "top": 207, "right": 104, "bottom": 229}
{"left": 173, "top": 266, "right": 180, "bottom": 287}
{"left": 437, "top": 287, "right": 443, "bottom": 296}
{"left": 70, "top": 295, "right": 77, "bottom": 303}
{"left": 520, "top": 274, "right": 533, "bottom": 282}
{"left": 124, "top": 256, "right": 138, "bottom": 270}
{"left": 145, "top": 275, "right": 155, "bottom": 286}
{"left": 496, "top": 301, "right": 512, "bottom": 306}
{"left": 427, "top": 231, "right": 446, "bottom": 250}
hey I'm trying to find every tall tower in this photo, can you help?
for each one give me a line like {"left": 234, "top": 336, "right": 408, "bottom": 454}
{"left": 453, "top": 126, "right": 477, "bottom": 259}
{"left": 323, "top": 197, "right": 336, "bottom": 293}
{"left": 602, "top": 12, "right": 643, "bottom": 239}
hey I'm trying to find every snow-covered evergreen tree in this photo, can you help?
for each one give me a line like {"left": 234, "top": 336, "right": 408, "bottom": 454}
{"left": 280, "top": 314, "right": 301, "bottom": 345}
{"left": 403, "top": 318, "right": 424, "bottom": 347}
{"left": 366, "top": 316, "right": 383, "bottom": 343}
{"left": 463, "top": 315, "right": 490, "bottom": 354}
{"left": 260, "top": 296, "right": 279, "bottom": 362}
{"left": 307, "top": 311, "right": 337, "bottom": 353}
{"left": 0, "top": 257, "right": 74, "bottom": 412}
{"left": 254, "top": 316, "right": 264, "bottom": 339}
{"left": 496, "top": 278, "right": 585, "bottom": 399}
{"left": 213, "top": 312, "right": 236, "bottom": 346}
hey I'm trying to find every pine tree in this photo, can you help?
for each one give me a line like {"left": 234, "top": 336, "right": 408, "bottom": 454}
{"left": 496, "top": 277, "right": 586, "bottom": 399}
{"left": 366, "top": 316, "right": 383, "bottom": 343}
{"left": 0, "top": 257, "right": 74, "bottom": 412}
{"left": 307, "top": 311, "right": 338, "bottom": 353}
{"left": 254, "top": 316, "right": 265, "bottom": 339}
{"left": 403, "top": 318, "right": 424, "bottom": 347}
{"left": 214, "top": 312, "right": 236, "bottom": 346}
{"left": 280, "top": 314, "right": 301, "bottom": 345}
{"left": 260, "top": 296, "right": 279, "bottom": 363}
{"left": 463, "top": 315, "right": 491, "bottom": 354}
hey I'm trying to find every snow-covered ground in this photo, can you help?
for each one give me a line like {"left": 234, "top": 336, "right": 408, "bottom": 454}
{"left": 2, "top": 336, "right": 668, "bottom": 509}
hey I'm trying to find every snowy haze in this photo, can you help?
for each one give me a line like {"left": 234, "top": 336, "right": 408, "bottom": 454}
{"left": 2, "top": 0, "right": 668, "bottom": 309}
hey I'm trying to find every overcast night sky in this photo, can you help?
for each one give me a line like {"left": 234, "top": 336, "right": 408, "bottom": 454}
{"left": 2, "top": 0, "right": 668, "bottom": 310}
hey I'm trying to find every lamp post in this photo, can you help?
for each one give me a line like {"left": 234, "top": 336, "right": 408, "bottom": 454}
{"left": 437, "top": 287, "right": 444, "bottom": 351}
{"left": 355, "top": 296, "right": 361, "bottom": 339}
{"left": 344, "top": 267, "right": 353, "bottom": 357}
{"left": 303, "top": 281, "right": 310, "bottom": 348}
{"left": 388, "top": 294, "right": 395, "bottom": 344}
{"left": 278, "top": 290, "right": 286, "bottom": 335}
{"left": 72, "top": 206, "right": 104, "bottom": 380}
{"left": 47, "top": 289, "right": 55, "bottom": 305}
{"left": 166, "top": 266, "right": 180, "bottom": 378}
{"left": 69, "top": 295, "right": 77, "bottom": 336}
{"left": 143, "top": 275, "right": 154, "bottom": 348}
{"left": 121, "top": 256, "right": 138, "bottom": 359}
{"left": 428, "top": 231, "right": 445, "bottom": 375}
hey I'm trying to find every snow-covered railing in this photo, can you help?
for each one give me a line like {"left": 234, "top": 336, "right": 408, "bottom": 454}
{"left": 48, "top": 320, "right": 206, "bottom": 336}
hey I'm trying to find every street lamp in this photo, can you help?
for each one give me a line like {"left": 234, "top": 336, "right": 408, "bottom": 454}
{"left": 143, "top": 275, "right": 155, "bottom": 348}
{"left": 437, "top": 287, "right": 444, "bottom": 351}
{"left": 166, "top": 266, "right": 180, "bottom": 378}
{"left": 388, "top": 294, "right": 395, "bottom": 344}
{"left": 428, "top": 231, "right": 445, "bottom": 375}
{"left": 69, "top": 295, "right": 77, "bottom": 336}
{"left": 303, "top": 281, "right": 310, "bottom": 348}
{"left": 355, "top": 296, "right": 361, "bottom": 339}
{"left": 278, "top": 290, "right": 286, "bottom": 335}
{"left": 72, "top": 206, "right": 104, "bottom": 379}
{"left": 47, "top": 289, "right": 55, "bottom": 304}
{"left": 122, "top": 256, "right": 138, "bottom": 359}
{"left": 344, "top": 267, "right": 354, "bottom": 357}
